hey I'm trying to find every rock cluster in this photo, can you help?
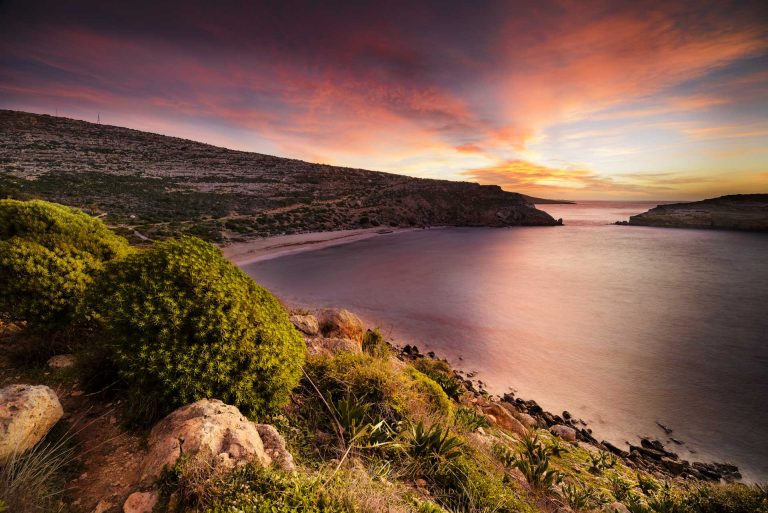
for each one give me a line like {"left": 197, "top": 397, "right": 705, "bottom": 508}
{"left": 500, "top": 391, "right": 742, "bottom": 481}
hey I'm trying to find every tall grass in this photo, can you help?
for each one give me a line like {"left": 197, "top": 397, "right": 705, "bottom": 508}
{"left": 0, "top": 427, "right": 75, "bottom": 513}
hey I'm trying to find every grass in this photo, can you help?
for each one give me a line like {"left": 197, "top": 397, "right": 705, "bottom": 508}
{"left": 0, "top": 424, "right": 77, "bottom": 513}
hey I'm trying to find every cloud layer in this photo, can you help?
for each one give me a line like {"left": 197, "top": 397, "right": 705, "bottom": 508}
{"left": 1, "top": 0, "right": 766, "bottom": 199}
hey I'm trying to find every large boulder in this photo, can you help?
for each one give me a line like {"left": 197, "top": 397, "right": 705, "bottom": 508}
{"left": 0, "top": 384, "right": 63, "bottom": 459}
{"left": 289, "top": 314, "right": 319, "bottom": 336}
{"left": 306, "top": 337, "right": 362, "bottom": 356}
{"left": 319, "top": 308, "right": 364, "bottom": 342}
{"left": 140, "top": 399, "right": 271, "bottom": 483}
{"left": 481, "top": 403, "right": 528, "bottom": 437}
{"left": 255, "top": 424, "right": 295, "bottom": 472}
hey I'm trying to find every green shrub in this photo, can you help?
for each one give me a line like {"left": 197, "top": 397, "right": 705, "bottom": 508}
{"left": 562, "top": 480, "right": 605, "bottom": 510}
{"left": 305, "top": 352, "right": 406, "bottom": 425}
{"left": 0, "top": 199, "right": 130, "bottom": 328}
{"left": 361, "top": 329, "right": 389, "bottom": 358}
{"left": 453, "top": 406, "right": 489, "bottom": 432}
{"left": 404, "top": 421, "right": 464, "bottom": 466}
{"left": 427, "top": 455, "right": 533, "bottom": 513}
{"left": 89, "top": 236, "right": 305, "bottom": 419}
{"left": 682, "top": 482, "right": 768, "bottom": 513}
{"left": 404, "top": 368, "right": 454, "bottom": 417}
{"left": 588, "top": 450, "right": 617, "bottom": 474}
{"left": 496, "top": 432, "right": 562, "bottom": 490}
{"left": 192, "top": 465, "right": 352, "bottom": 513}
{"left": 412, "top": 358, "right": 464, "bottom": 400}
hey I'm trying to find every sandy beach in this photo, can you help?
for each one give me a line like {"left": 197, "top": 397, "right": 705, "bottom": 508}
{"left": 221, "top": 227, "right": 414, "bottom": 266}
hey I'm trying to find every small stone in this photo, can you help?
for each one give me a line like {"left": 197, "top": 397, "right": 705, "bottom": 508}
{"left": 123, "top": 491, "right": 158, "bottom": 513}
{"left": 47, "top": 354, "right": 76, "bottom": 369}
{"left": 93, "top": 499, "right": 113, "bottom": 513}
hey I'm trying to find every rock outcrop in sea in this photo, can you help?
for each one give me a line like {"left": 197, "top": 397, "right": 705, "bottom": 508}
{"left": 626, "top": 194, "right": 768, "bottom": 231}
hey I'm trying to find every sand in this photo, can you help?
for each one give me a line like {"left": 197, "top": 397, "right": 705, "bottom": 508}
{"left": 221, "top": 227, "right": 414, "bottom": 266}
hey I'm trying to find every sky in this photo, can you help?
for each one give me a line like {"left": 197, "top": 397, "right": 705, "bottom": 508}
{"left": 1, "top": 0, "right": 767, "bottom": 200}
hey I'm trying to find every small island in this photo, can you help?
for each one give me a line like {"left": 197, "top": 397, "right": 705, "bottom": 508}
{"left": 625, "top": 194, "right": 768, "bottom": 231}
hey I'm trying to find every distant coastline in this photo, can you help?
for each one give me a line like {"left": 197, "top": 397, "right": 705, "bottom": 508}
{"left": 620, "top": 194, "right": 768, "bottom": 231}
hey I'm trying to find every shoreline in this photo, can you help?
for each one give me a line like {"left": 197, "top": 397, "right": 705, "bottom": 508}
{"left": 221, "top": 227, "right": 418, "bottom": 266}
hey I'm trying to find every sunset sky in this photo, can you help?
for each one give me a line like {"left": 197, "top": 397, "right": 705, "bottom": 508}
{"left": 1, "top": 0, "right": 766, "bottom": 200}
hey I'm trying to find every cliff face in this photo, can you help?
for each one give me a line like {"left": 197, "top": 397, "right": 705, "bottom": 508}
{"left": 628, "top": 195, "right": 768, "bottom": 231}
{"left": 0, "top": 110, "right": 557, "bottom": 241}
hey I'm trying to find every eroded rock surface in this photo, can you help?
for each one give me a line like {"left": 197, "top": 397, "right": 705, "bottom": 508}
{"left": 319, "top": 308, "right": 365, "bottom": 342}
{"left": 290, "top": 314, "right": 319, "bottom": 336}
{"left": 255, "top": 423, "right": 295, "bottom": 472}
{"left": 141, "top": 399, "right": 271, "bottom": 483}
{"left": 0, "top": 384, "right": 63, "bottom": 459}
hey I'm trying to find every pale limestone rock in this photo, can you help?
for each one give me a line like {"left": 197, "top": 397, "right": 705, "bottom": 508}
{"left": 481, "top": 402, "right": 528, "bottom": 437}
{"left": 255, "top": 424, "right": 295, "bottom": 472}
{"left": 289, "top": 314, "right": 319, "bottom": 336}
{"left": 306, "top": 337, "right": 362, "bottom": 356}
{"left": 0, "top": 384, "right": 63, "bottom": 459}
{"left": 141, "top": 399, "right": 271, "bottom": 483}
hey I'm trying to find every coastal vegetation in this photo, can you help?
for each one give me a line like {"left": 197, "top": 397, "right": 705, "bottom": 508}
{"left": 88, "top": 236, "right": 305, "bottom": 420}
{"left": 0, "top": 200, "right": 766, "bottom": 513}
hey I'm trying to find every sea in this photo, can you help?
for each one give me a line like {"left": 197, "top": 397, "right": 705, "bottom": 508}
{"left": 243, "top": 201, "right": 768, "bottom": 481}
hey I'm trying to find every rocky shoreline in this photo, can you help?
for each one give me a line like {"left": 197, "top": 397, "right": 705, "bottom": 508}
{"left": 396, "top": 343, "right": 743, "bottom": 484}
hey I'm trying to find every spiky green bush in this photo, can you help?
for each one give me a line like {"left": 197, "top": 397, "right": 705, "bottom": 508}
{"left": 496, "top": 432, "right": 562, "bottom": 490}
{"left": 89, "top": 236, "right": 305, "bottom": 418}
{"left": 0, "top": 199, "right": 130, "bottom": 328}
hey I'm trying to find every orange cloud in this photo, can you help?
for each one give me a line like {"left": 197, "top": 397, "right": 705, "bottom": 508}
{"left": 461, "top": 160, "right": 726, "bottom": 200}
{"left": 495, "top": 4, "right": 768, "bottom": 134}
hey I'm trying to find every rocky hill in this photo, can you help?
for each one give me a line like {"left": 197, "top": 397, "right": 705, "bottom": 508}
{"left": 627, "top": 195, "right": 768, "bottom": 231}
{"left": 0, "top": 110, "right": 558, "bottom": 242}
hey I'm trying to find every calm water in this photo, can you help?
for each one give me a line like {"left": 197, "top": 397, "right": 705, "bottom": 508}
{"left": 244, "top": 202, "right": 768, "bottom": 480}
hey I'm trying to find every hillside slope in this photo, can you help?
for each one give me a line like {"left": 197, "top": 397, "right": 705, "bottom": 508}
{"left": 628, "top": 194, "right": 768, "bottom": 231}
{"left": 0, "top": 110, "right": 558, "bottom": 241}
